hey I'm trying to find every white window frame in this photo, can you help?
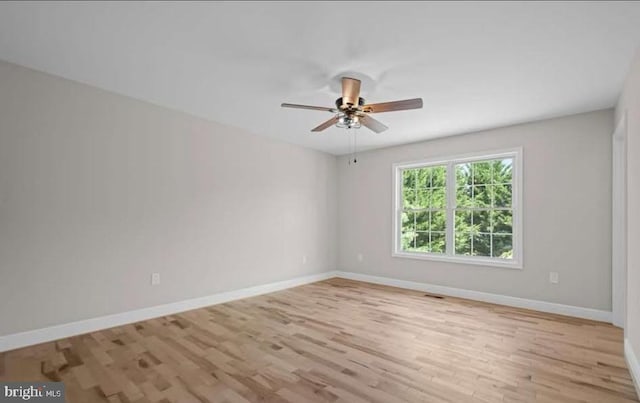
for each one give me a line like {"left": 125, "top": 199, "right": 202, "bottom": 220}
{"left": 392, "top": 148, "right": 523, "bottom": 269}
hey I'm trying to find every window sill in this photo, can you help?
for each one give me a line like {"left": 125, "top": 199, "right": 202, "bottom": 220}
{"left": 392, "top": 251, "right": 523, "bottom": 270}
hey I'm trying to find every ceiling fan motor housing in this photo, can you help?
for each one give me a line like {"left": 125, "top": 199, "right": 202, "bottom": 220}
{"left": 336, "top": 97, "right": 365, "bottom": 110}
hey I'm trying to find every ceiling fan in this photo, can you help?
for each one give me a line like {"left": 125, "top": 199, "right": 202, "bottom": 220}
{"left": 281, "top": 77, "right": 423, "bottom": 133}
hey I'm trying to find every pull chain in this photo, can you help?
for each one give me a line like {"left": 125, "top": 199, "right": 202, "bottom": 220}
{"left": 347, "top": 128, "right": 352, "bottom": 165}
{"left": 353, "top": 129, "right": 357, "bottom": 164}
{"left": 347, "top": 128, "right": 358, "bottom": 165}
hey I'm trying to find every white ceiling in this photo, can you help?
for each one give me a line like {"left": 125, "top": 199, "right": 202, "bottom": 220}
{"left": 1, "top": 2, "right": 639, "bottom": 155}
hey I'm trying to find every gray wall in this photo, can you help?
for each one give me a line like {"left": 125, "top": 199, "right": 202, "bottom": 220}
{"left": 0, "top": 58, "right": 618, "bottom": 338}
{"left": 0, "top": 61, "right": 338, "bottom": 336}
{"left": 338, "top": 109, "right": 613, "bottom": 310}
{"left": 616, "top": 49, "right": 640, "bottom": 362}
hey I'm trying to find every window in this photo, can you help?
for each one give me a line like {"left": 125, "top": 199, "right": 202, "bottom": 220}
{"left": 393, "top": 149, "right": 522, "bottom": 269}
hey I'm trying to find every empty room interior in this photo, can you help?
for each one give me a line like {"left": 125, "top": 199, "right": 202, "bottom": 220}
{"left": 1, "top": 1, "right": 640, "bottom": 402}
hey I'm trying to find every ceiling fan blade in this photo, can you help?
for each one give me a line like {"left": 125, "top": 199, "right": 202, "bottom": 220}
{"left": 281, "top": 103, "right": 336, "bottom": 112}
{"left": 341, "top": 77, "right": 361, "bottom": 107}
{"left": 362, "top": 98, "right": 423, "bottom": 113}
{"left": 360, "top": 115, "right": 388, "bottom": 133}
{"left": 311, "top": 116, "right": 339, "bottom": 132}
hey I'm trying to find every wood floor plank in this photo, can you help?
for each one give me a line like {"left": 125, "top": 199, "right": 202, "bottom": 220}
{"left": 1, "top": 278, "right": 637, "bottom": 402}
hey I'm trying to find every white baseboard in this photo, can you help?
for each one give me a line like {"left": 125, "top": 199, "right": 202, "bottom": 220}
{"left": 0, "top": 271, "right": 338, "bottom": 353}
{"left": 0, "top": 269, "right": 614, "bottom": 353}
{"left": 626, "top": 338, "right": 640, "bottom": 397}
{"left": 335, "top": 271, "right": 612, "bottom": 323}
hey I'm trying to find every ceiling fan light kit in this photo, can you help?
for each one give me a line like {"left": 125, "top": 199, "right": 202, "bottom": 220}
{"left": 281, "top": 77, "right": 423, "bottom": 134}
{"left": 337, "top": 114, "right": 361, "bottom": 130}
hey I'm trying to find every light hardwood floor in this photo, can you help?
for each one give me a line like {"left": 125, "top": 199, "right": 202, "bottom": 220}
{"left": 0, "top": 278, "right": 638, "bottom": 403}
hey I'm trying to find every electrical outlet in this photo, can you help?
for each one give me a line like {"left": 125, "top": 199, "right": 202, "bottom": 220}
{"left": 302, "top": 255, "right": 307, "bottom": 265}
{"left": 151, "top": 272, "right": 160, "bottom": 286}
{"left": 549, "top": 272, "right": 559, "bottom": 284}
{"left": 357, "top": 253, "right": 364, "bottom": 262}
